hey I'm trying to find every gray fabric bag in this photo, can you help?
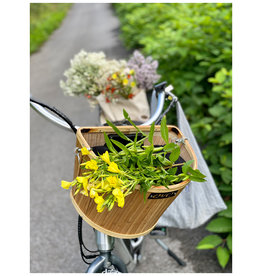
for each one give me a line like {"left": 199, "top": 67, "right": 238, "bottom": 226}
{"left": 157, "top": 100, "right": 227, "bottom": 229}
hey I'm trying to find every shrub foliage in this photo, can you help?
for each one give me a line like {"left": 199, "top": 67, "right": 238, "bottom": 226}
{"left": 30, "top": 3, "right": 72, "bottom": 54}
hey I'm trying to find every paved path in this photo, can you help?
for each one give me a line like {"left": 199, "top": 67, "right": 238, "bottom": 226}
{"left": 30, "top": 3, "right": 231, "bottom": 273}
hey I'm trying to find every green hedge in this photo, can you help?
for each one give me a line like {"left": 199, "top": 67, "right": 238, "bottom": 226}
{"left": 114, "top": 3, "right": 232, "bottom": 268}
{"left": 114, "top": 2, "right": 232, "bottom": 191}
{"left": 30, "top": 3, "right": 72, "bottom": 54}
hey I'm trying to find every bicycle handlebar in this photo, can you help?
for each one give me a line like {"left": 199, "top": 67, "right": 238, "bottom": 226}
{"left": 140, "top": 90, "right": 165, "bottom": 126}
{"left": 30, "top": 97, "right": 78, "bottom": 132}
{"left": 30, "top": 83, "right": 175, "bottom": 132}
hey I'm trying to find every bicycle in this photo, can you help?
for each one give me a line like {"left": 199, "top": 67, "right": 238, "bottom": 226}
{"left": 30, "top": 81, "right": 186, "bottom": 273}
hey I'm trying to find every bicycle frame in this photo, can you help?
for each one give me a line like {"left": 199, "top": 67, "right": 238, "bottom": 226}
{"left": 86, "top": 230, "right": 127, "bottom": 273}
{"left": 30, "top": 83, "right": 177, "bottom": 273}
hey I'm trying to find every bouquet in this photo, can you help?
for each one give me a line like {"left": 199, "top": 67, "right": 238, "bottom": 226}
{"left": 60, "top": 50, "right": 161, "bottom": 105}
{"left": 61, "top": 111, "right": 206, "bottom": 213}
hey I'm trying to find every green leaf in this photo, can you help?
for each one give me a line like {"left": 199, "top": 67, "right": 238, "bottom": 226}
{"left": 218, "top": 184, "right": 232, "bottom": 192}
{"left": 216, "top": 246, "right": 230, "bottom": 268}
{"left": 169, "top": 146, "right": 180, "bottom": 163}
{"left": 208, "top": 105, "right": 226, "bottom": 117}
{"left": 163, "top": 142, "right": 176, "bottom": 152}
{"left": 145, "top": 144, "right": 153, "bottom": 156}
{"left": 140, "top": 179, "right": 153, "bottom": 201}
{"left": 206, "top": 217, "right": 232, "bottom": 233}
{"left": 209, "top": 164, "right": 221, "bottom": 175}
{"left": 220, "top": 132, "right": 232, "bottom": 145}
{"left": 145, "top": 145, "right": 154, "bottom": 165}
{"left": 123, "top": 109, "right": 129, "bottom": 118}
{"left": 185, "top": 160, "right": 194, "bottom": 166}
{"left": 132, "top": 131, "right": 138, "bottom": 150}
{"left": 148, "top": 121, "right": 155, "bottom": 144}
{"left": 123, "top": 109, "right": 146, "bottom": 136}
{"left": 104, "top": 132, "right": 117, "bottom": 154}
{"left": 182, "top": 160, "right": 194, "bottom": 174}
{"left": 160, "top": 115, "right": 169, "bottom": 144}
{"left": 136, "top": 159, "right": 143, "bottom": 169}
{"left": 215, "top": 70, "right": 226, "bottom": 83}
{"left": 168, "top": 167, "right": 178, "bottom": 175}
{"left": 218, "top": 201, "right": 232, "bottom": 218}
{"left": 111, "top": 139, "right": 131, "bottom": 155}
{"left": 196, "top": 235, "right": 223, "bottom": 250}
{"left": 187, "top": 167, "right": 206, "bottom": 178}
{"left": 220, "top": 168, "right": 232, "bottom": 184}
{"left": 226, "top": 233, "right": 232, "bottom": 253}
{"left": 106, "top": 119, "right": 132, "bottom": 142}
{"left": 189, "top": 175, "right": 206, "bottom": 182}
{"left": 157, "top": 154, "right": 172, "bottom": 166}
{"left": 220, "top": 153, "right": 232, "bottom": 168}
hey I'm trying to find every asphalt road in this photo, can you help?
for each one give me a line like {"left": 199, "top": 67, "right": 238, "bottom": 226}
{"left": 30, "top": 3, "right": 231, "bottom": 273}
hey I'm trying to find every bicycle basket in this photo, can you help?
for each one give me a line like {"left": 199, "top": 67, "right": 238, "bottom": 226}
{"left": 71, "top": 125, "right": 197, "bottom": 239}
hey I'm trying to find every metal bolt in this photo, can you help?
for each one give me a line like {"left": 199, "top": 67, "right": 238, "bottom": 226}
{"left": 105, "top": 261, "right": 111, "bottom": 268}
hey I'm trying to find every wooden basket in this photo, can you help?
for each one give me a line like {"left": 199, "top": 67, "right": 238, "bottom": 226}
{"left": 71, "top": 125, "right": 197, "bottom": 239}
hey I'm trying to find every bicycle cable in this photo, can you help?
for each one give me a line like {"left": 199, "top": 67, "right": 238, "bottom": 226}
{"left": 78, "top": 215, "right": 100, "bottom": 265}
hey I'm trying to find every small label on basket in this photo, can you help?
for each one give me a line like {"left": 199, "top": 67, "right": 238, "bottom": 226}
{"left": 148, "top": 190, "right": 179, "bottom": 199}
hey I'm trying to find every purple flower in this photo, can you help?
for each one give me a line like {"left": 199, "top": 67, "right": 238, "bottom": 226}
{"left": 127, "top": 50, "right": 161, "bottom": 90}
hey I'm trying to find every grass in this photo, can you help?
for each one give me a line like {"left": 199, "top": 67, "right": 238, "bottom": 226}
{"left": 30, "top": 3, "right": 72, "bottom": 54}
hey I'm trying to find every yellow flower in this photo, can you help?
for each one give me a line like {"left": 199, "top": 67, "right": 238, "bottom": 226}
{"left": 97, "top": 203, "right": 105, "bottom": 213}
{"left": 94, "top": 181, "right": 101, "bottom": 189}
{"left": 94, "top": 196, "right": 105, "bottom": 205}
{"left": 83, "top": 180, "right": 88, "bottom": 192}
{"left": 112, "top": 188, "right": 125, "bottom": 208}
{"left": 112, "top": 73, "right": 117, "bottom": 79}
{"left": 90, "top": 188, "right": 98, "bottom": 198}
{"left": 112, "top": 188, "right": 124, "bottom": 198}
{"left": 131, "top": 81, "right": 136, "bottom": 87}
{"left": 61, "top": 180, "right": 72, "bottom": 190}
{"left": 85, "top": 159, "right": 98, "bottom": 171}
{"left": 101, "top": 151, "right": 111, "bottom": 164}
{"left": 76, "top": 176, "right": 84, "bottom": 183}
{"left": 117, "top": 197, "right": 125, "bottom": 208}
{"left": 108, "top": 162, "right": 121, "bottom": 173}
{"left": 101, "top": 178, "right": 111, "bottom": 191}
{"left": 81, "top": 147, "right": 90, "bottom": 155}
{"left": 106, "top": 176, "right": 120, "bottom": 188}
{"left": 76, "top": 177, "right": 88, "bottom": 191}
{"left": 122, "top": 79, "right": 129, "bottom": 86}
{"left": 129, "top": 69, "right": 135, "bottom": 75}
